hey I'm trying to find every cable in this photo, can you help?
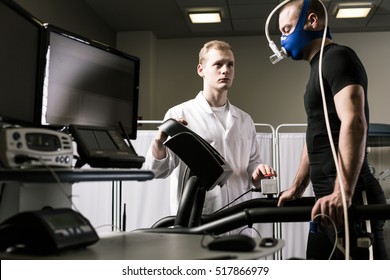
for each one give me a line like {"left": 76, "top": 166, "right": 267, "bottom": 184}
{"left": 312, "top": 213, "right": 338, "bottom": 260}
{"left": 265, "top": 0, "right": 290, "bottom": 64}
{"left": 41, "top": 161, "right": 81, "bottom": 213}
{"left": 212, "top": 188, "right": 258, "bottom": 214}
{"left": 94, "top": 224, "right": 122, "bottom": 232}
{"left": 238, "top": 226, "right": 262, "bottom": 238}
{"left": 317, "top": 0, "right": 350, "bottom": 260}
{"left": 15, "top": 155, "right": 81, "bottom": 213}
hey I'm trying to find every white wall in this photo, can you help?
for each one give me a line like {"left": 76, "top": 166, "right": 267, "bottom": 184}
{"left": 117, "top": 32, "right": 390, "bottom": 127}
{"left": 15, "top": 1, "right": 390, "bottom": 127}
{"left": 117, "top": 31, "right": 158, "bottom": 122}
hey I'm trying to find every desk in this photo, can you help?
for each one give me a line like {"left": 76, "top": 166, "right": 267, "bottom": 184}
{"left": 0, "top": 168, "right": 154, "bottom": 223}
{"left": 1, "top": 231, "right": 284, "bottom": 260}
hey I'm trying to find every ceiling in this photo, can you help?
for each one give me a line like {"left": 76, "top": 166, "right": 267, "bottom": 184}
{"left": 83, "top": 0, "right": 390, "bottom": 39}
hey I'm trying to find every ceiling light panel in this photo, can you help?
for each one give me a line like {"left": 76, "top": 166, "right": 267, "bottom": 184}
{"left": 336, "top": 2, "right": 373, "bottom": 18}
{"left": 189, "top": 12, "right": 221, "bottom": 23}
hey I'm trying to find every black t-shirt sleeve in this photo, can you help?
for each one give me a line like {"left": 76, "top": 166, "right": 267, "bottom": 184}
{"left": 323, "top": 46, "right": 367, "bottom": 96}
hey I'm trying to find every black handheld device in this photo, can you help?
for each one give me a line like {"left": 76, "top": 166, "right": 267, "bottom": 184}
{"left": 0, "top": 208, "right": 99, "bottom": 255}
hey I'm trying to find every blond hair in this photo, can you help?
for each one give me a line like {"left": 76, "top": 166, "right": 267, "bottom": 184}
{"left": 198, "top": 40, "right": 233, "bottom": 65}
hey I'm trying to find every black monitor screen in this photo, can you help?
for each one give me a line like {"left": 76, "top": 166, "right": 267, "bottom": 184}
{"left": 40, "top": 25, "right": 140, "bottom": 139}
{"left": 0, "top": 0, "right": 44, "bottom": 125}
{"left": 75, "top": 128, "right": 119, "bottom": 151}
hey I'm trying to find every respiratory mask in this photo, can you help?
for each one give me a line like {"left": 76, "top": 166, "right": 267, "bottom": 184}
{"left": 265, "top": 0, "right": 331, "bottom": 64}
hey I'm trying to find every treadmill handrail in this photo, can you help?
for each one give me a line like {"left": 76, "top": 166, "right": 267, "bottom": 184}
{"left": 145, "top": 203, "right": 390, "bottom": 235}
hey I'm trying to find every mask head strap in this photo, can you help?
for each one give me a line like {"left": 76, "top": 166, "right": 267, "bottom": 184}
{"left": 296, "top": 0, "right": 311, "bottom": 31}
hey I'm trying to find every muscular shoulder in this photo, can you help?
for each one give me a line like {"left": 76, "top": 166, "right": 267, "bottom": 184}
{"left": 324, "top": 44, "right": 360, "bottom": 67}
{"left": 323, "top": 44, "right": 367, "bottom": 95}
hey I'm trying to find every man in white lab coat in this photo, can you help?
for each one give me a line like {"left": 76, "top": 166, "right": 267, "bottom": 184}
{"left": 145, "top": 40, "right": 275, "bottom": 221}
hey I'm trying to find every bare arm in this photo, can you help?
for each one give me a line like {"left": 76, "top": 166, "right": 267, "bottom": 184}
{"left": 151, "top": 130, "right": 168, "bottom": 160}
{"left": 311, "top": 84, "right": 367, "bottom": 223}
{"left": 277, "top": 143, "right": 311, "bottom": 206}
{"left": 151, "top": 118, "right": 188, "bottom": 160}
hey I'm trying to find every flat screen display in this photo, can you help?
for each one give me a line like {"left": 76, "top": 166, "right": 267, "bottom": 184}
{"left": 0, "top": 0, "right": 44, "bottom": 125}
{"left": 40, "top": 25, "right": 140, "bottom": 139}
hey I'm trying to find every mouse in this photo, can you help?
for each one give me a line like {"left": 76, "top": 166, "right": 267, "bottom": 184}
{"left": 207, "top": 234, "right": 256, "bottom": 252}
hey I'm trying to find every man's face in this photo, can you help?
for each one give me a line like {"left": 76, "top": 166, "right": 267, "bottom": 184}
{"left": 198, "top": 48, "right": 235, "bottom": 91}
{"left": 279, "top": 4, "right": 300, "bottom": 36}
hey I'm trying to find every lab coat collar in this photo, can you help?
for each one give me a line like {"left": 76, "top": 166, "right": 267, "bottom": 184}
{"left": 196, "top": 91, "right": 239, "bottom": 119}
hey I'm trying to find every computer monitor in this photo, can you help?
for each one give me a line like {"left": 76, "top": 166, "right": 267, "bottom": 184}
{"left": 0, "top": 0, "right": 45, "bottom": 126}
{"left": 39, "top": 25, "right": 141, "bottom": 139}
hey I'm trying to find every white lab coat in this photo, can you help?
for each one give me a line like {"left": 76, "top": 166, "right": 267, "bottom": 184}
{"left": 145, "top": 92, "right": 262, "bottom": 216}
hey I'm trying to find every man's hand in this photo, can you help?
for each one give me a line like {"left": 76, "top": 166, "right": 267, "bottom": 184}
{"left": 152, "top": 118, "right": 188, "bottom": 160}
{"left": 251, "top": 164, "right": 277, "bottom": 183}
{"left": 277, "top": 188, "right": 297, "bottom": 207}
{"left": 311, "top": 191, "right": 350, "bottom": 225}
